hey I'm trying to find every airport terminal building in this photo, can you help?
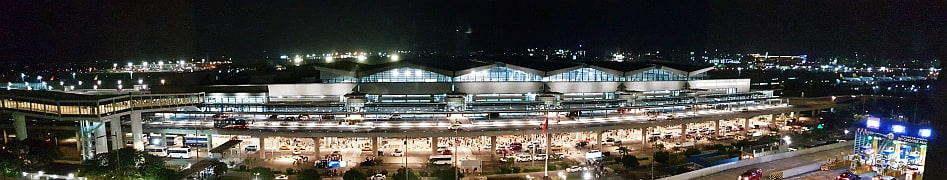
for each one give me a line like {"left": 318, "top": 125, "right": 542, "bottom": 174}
{"left": 1, "top": 58, "right": 782, "bottom": 160}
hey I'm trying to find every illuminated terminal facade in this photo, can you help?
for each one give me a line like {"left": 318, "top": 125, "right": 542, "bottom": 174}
{"left": 1, "top": 58, "right": 777, "bottom": 160}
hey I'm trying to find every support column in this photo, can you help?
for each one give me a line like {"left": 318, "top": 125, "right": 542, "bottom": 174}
{"left": 490, "top": 136, "right": 497, "bottom": 157}
{"left": 109, "top": 119, "right": 122, "bottom": 150}
{"left": 131, "top": 111, "right": 144, "bottom": 150}
{"left": 207, "top": 134, "right": 214, "bottom": 148}
{"left": 431, "top": 137, "right": 439, "bottom": 154}
{"left": 372, "top": 137, "right": 379, "bottom": 156}
{"left": 714, "top": 120, "right": 721, "bottom": 137}
{"left": 95, "top": 122, "right": 108, "bottom": 154}
{"left": 742, "top": 118, "right": 750, "bottom": 137}
{"left": 681, "top": 123, "right": 688, "bottom": 141}
{"left": 641, "top": 128, "right": 648, "bottom": 146}
{"left": 258, "top": 136, "right": 266, "bottom": 159}
{"left": 13, "top": 113, "right": 27, "bottom": 141}
{"left": 596, "top": 131, "right": 603, "bottom": 151}
{"left": 2, "top": 129, "right": 8, "bottom": 144}
{"left": 312, "top": 137, "right": 322, "bottom": 158}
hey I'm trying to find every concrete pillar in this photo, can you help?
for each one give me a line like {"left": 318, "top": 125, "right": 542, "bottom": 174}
{"left": 714, "top": 120, "right": 721, "bottom": 137}
{"left": 75, "top": 131, "right": 82, "bottom": 156}
{"left": 110, "top": 119, "right": 123, "bottom": 150}
{"left": 131, "top": 111, "right": 144, "bottom": 150}
{"left": 258, "top": 136, "right": 266, "bottom": 159}
{"left": 743, "top": 118, "right": 750, "bottom": 137}
{"left": 13, "top": 113, "right": 27, "bottom": 141}
{"left": 372, "top": 137, "right": 379, "bottom": 156}
{"left": 2, "top": 129, "right": 8, "bottom": 144}
{"left": 596, "top": 131, "right": 603, "bottom": 151}
{"left": 641, "top": 128, "right": 648, "bottom": 146}
{"left": 95, "top": 122, "right": 108, "bottom": 154}
{"left": 490, "top": 136, "right": 498, "bottom": 157}
{"left": 313, "top": 137, "right": 322, "bottom": 158}
{"left": 681, "top": 123, "right": 688, "bottom": 140}
{"left": 431, "top": 137, "right": 439, "bottom": 154}
{"left": 207, "top": 134, "right": 214, "bottom": 148}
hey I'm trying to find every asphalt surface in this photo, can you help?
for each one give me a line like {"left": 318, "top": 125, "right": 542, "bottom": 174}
{"left": 701, "top": 146, "right": 853, "bottom": 180}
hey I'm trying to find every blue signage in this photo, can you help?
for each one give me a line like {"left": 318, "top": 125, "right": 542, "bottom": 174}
{"left": 861, "top": 117, "right": 933, "bottom": 140}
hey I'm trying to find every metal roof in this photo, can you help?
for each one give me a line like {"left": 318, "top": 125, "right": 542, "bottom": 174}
{"left": 309, "top": 58, "right": 712, "bottom": 78}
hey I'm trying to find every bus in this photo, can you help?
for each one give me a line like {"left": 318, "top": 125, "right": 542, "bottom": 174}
{"left": 145, "top": 147, "right": 168, "bottom": 157}
{"left": 184, "top": 136, "right": 208, "bottom": 147}
{"left": 429, "top": 155, "right": 453, "bottom": 165}
{"left": 214, "top": 118, "right": 249, "bottom": 129}
{"left": 168, "top": 148, "right": 191, "bottom": 159}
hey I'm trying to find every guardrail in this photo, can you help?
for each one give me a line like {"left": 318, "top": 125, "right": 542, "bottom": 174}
{"left": 659, "top": 141, "right": 854, "bottom": 180}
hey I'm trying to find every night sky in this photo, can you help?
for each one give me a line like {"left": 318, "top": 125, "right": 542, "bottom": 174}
{"left": 1, "top": 0, "right": 945, "bottom": 63}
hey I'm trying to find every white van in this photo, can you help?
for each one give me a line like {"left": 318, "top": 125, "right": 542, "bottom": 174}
{"left": 168, "top": 147, "right": 191, "bottom": 159}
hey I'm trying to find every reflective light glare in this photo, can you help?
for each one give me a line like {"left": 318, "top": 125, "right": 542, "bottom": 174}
{"left": 892, "top": 125, "right": 905, "bottom": 133}
{"left": 919, "top": 129, "right": 931, "bottom": 137}
{"left": 866, "top": 119, "right": 880, "bottom": 129}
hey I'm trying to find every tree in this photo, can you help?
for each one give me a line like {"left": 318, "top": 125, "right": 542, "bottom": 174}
{"left": 0, "top": 151, "right": 22, "bottom": 178}
{"left": 250, "top": 167, "right": 276, "bottom": 180}
{"left": 653, "top": 151, "right": 671, "bottom": 164}
{"left": 211, "top": 161, "right": 229, "bottom": 177}
{"left": 621, "top": 155, "right": 639, "bottom": 168}
{"left": 80, "top": 147, "right": 177, "bottom": 180}
{"left": 13, "top": 139, "right": 62, "bottom": 168}
{"left": 297, "top": 169, "right": 322, "bottom": 180}
{"left": 616, "top": 146, "right": 631, "bottom": 156}
{"left": 433, "top": 167, "right": 464, "bottom": 180}
{"left": 342, "top": 169, "right": 367, "bottom": 180}
{"left": 392, "top": 167, "right": 421, "bottom": 180}
{"left": 684, "top": 148, "right": 702, "bottom": 156}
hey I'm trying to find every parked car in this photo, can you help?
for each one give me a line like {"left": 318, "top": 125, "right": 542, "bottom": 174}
{"left": 361, "top": 147, "right": 372, "bottom": 151}
{"left": 835, "top": 171, "right": 861, "bottom": 180}
{"left": 276, "top": 174, "right": 288, "bottom": 180}
{"left": 516, "top": 154, "right": 532, "bottom": 162}
{"left": 370, "top": 174, "right": 387, "bottom": 180}
{"left": 739, "top": 168, "right": 763, "bottom": 180}
{"left": 245, "top": 145, "right": 258, "bottom": 151}
{"left": 392, "top": 149, "right": 404, "bottom": 157}
{"left": 532, "top": 154, "right": 547, "bottom": 161}
{"left": 566, "top": 166, "right": 584, "bottom": 173}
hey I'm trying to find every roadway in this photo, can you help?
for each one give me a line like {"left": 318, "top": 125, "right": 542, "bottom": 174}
{"left": 141, "top": 104, "right": 834, "bottom": 137}
{"left": 701, "top": 146, "right": 853, "bottom": 180}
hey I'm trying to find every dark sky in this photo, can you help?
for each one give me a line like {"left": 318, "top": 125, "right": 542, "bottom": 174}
{"left": 1, "top": 0, "right": 945, "bottom": 63}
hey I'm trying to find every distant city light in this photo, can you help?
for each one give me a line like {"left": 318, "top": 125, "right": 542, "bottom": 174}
{"left": 390, "top": 55, "right": 400, "bottom": 61}
{"left": 357, "top": 55, "right": 367, "bottom": 61}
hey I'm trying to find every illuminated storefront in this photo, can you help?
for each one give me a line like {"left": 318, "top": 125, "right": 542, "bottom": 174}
{"left": 854, "top": 117, "right": 930, "bottom": 177}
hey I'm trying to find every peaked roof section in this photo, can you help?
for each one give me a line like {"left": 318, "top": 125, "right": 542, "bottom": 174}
{"left": 310, "top": 57, "right": 713, "bottom": 78}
